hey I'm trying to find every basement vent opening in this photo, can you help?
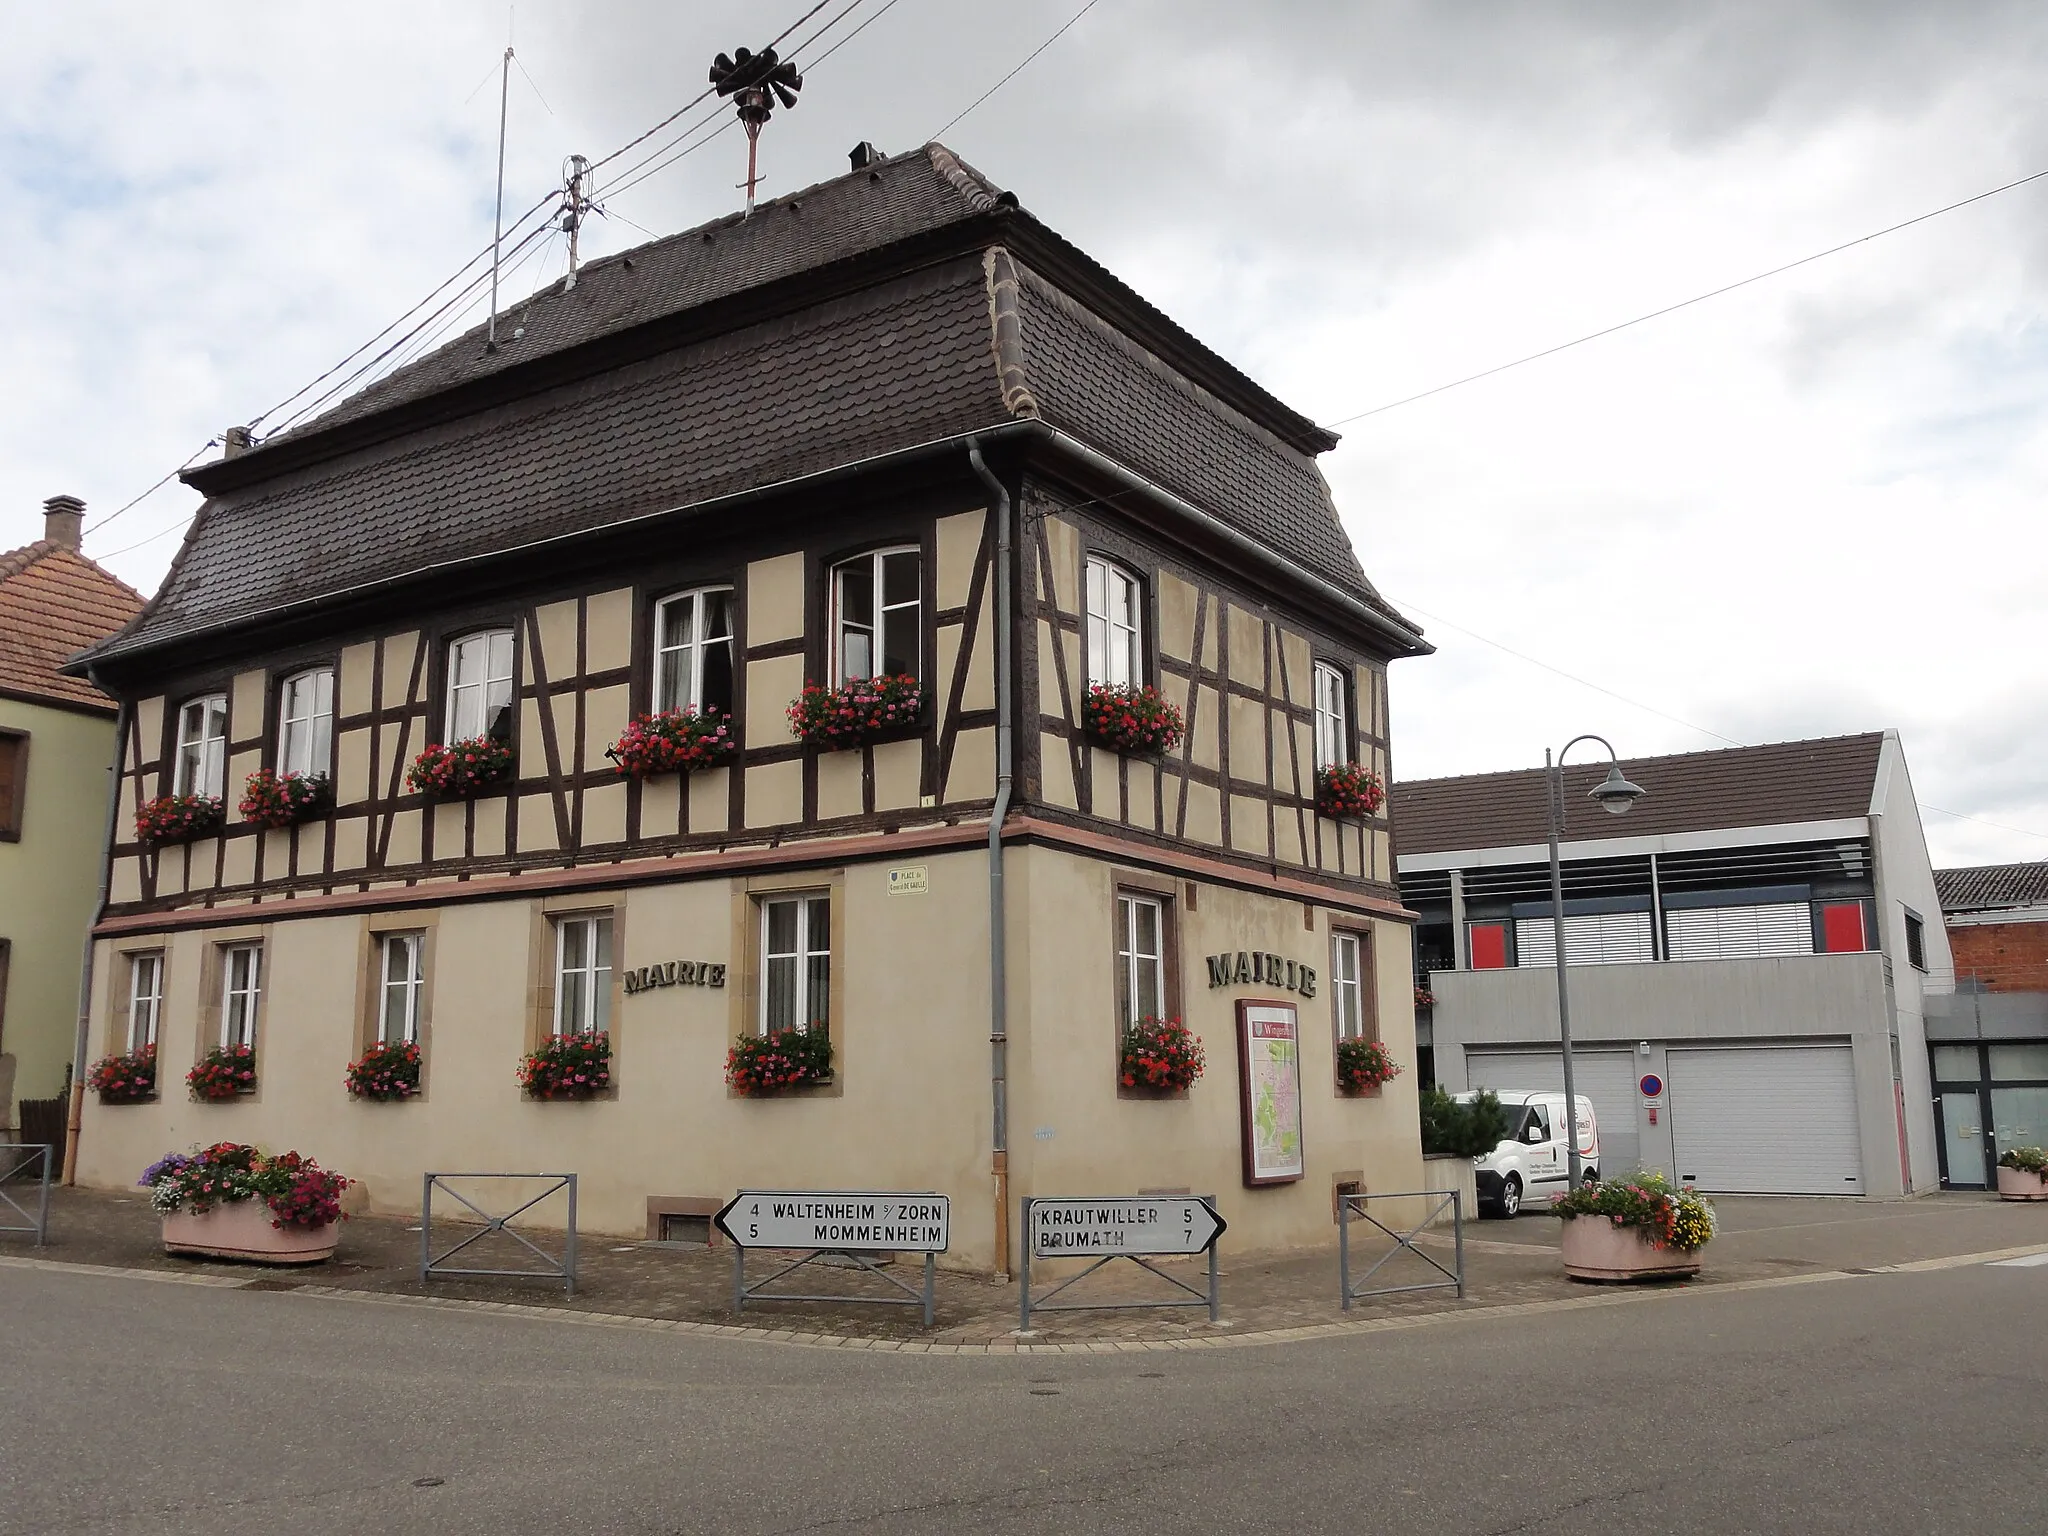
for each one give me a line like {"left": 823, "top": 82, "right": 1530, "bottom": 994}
{"left": 658, "top": 1213, "right": 712, "bottom": 1246}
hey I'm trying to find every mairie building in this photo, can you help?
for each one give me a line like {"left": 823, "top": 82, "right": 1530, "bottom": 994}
{"left": 71, "top": 143, "right": 1431, "bottom": 1269}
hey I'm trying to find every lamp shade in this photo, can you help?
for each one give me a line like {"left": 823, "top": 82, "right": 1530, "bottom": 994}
{"left": 1588, "top": 765, "right": 1646, "bottom": 816}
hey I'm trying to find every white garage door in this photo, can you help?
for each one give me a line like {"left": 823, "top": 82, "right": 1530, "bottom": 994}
{"left": 1464, "top": 1050, "right": 1640, "bottom": 1180}
{"left": 1668, "top": 1045, "right": 1863, "bottom": 1195}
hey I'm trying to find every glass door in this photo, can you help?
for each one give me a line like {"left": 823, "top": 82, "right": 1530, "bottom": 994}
{"left": 1991, "top": 1087, "right": 2048, "bottom": 1164}
{"left": 1938, "top": 1091, "right": 1988, "bottom": 1188}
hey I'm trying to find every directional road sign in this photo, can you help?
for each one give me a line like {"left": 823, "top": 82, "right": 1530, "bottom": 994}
{"left": 714, "top": 1191, "right": 950, "bottom": 1252}
{"left": 1028, "top": 1196, "right": 1225, "bottom": 1258}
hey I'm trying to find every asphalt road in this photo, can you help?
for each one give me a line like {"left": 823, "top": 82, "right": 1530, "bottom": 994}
{"left": 2, "top": 1257, "right": 2042, "bottom": 1535}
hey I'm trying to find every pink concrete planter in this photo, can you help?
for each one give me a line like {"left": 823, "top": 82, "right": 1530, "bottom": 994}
{"left": 161, "top": 1201, "right": 338, "bottom": 1264}
{"left": 1560, "top": 1216, "right": 1701, "bottom": 1283}
{"left": 1997, "top": 1166, "right": 2048, "bottom": 1202}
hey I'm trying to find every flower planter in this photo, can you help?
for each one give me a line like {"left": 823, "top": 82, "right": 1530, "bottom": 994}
{"left": 406, "top": 736, "right": 515, "bottom": 800}
{"left": 239, "top": 770, "right": 332, "bottom": 829}
{"left": 161, "top": 1201, "right": 337, "bottom": 1265}
{"left": 1081, "top": 683, "right": 1184, "bottom": 756}
{"left": 1560, "top": 1217, "right": 1701, "bottom": 1283}
{"left": 1996, "top": 1165, "right": 2048, "bottom": 1202}
{"left": 608, "top": 710, "right": 736, "bottom": 779}
{"left": 788, "top": 677, "right": 924, "bottom": 752}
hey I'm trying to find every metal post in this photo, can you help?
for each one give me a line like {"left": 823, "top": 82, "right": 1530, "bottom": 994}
{"left": 733, "top": 1240, "right": 746, "bottom": 1315}
{"left": 1338, "top": 1194, "right": 1352, "bottom": 1311}
{"left": 1206, "top": 1201, "right": 1220, "bottom": 1323}
{"left": 922, "top": 1252, "right": 936, "bottom": 1329}
{"left": 1549, "top": 747, "right": 1584, "bottom": 1187}
{"left": 1018, "top": 1199, "right": 1034, "bottom": 1333}
{"left": 1452, "top": 1190, "right": 1465, "bottom": 1297}
{"left": 486, "top": 46, "right": 511, "bottom": 352}
{"left": 419, "top": 1172, "right": 432, "bottom": 1284}
{"left": 564, "top": 1174, "right": 578, "bottom": 1299}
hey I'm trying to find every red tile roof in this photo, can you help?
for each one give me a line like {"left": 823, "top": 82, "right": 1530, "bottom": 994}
{"left": 0, "top": 540, "right": 145, "bottom": 713}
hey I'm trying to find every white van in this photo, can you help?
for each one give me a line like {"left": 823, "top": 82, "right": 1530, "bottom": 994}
{"left": 1462, "top": 1090, "right": 1600, "bottom": 1218}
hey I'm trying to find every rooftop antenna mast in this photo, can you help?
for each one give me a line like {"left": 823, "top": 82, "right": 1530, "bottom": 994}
{"left": 561, "top": 154, "right": 592, "bottom": 289}
{"left": 709, "top": 45, "right": 803, "bottom": 217}
{"left": 486, "top": 44, "right": 514, "bottom": 351}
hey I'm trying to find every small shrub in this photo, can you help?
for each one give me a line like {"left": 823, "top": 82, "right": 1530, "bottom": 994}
{"left": 345, "top": 1040, "right": 422, "bottom": 1101}
{"left": 134, "top": 794, "right": 225, "bottom": 846}
{"left": 188, "top": 1044, "right": 256, "bottom": 1101}
{"left": 405, "top": 735, "right": 515, "bottom": 799}
{"left": 1118, "top": 1016, "right": 1205, "bottom": 1092}
{"left": 1081, "top": 682, "right": 1184, "bottom": 756}
{"left": 238, "top": 769, "right": 332, "bottom": 828}
{"left": 726, "top": 1026, "right": 834, "bottom": 1095}
{"left": 88, "top": 1045, "right": 157, "bottom": 1104}
{"left": 1335, "top": 1038, "right": 1400, "bottom": 1093}
{"left": 1552, "top": 1171, "right": 1717, "bottom": 1253}
{"left": 787, "top": 676, "right": 923, "bottom": 751}
{"left": 1316, "top": 762, "right": 1385, "bottom": 820}
{"left": 141, "top": 1142, "right": 350, "bottom": 1231}
{"left": 1418, "top": 1086, "right": 1513, "bottom": 1159}
{"left": 519, "top": 1032, "right": 611, "bottom": 1099}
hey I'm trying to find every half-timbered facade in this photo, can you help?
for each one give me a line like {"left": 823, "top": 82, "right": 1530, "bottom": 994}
{"left": 72, "top": 143, "right": 1429, "bottom": 1268}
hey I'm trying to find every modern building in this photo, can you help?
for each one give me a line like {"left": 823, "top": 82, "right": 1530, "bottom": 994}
{"left": 1395, "top": 732, "right": 1946, "bottom": 1199}
{"left": 0, "top": 497, "right": 144, "bottom": 1150}
{"left": 1926, "top": 861, "right": 2048, "bottom": 1187}
{"left": 69, "top": 143, "right": 1431, "bottom": 1269}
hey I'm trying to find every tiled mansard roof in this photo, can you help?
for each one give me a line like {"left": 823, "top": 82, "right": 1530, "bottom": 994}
{"left": 0, "top": 538, "right": 143, "bottom": 711}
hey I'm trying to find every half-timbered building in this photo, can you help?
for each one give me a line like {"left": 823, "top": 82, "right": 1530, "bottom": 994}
{"left": 71, "top": 143, "right": 1430, "bottom": 1269}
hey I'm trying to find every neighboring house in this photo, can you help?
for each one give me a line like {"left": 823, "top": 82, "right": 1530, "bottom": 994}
{"left": 1926, "top": 861, "right": 2048, "bottom": 1187}
{"left": 68, "top": 143, "right": 1431, "bottom": 1267}
{"left": 0, "top": 496, "right": 145, "bottom": 1148}
{"left": 1394, "top": 732, "right": 1947, "bottom": 1199}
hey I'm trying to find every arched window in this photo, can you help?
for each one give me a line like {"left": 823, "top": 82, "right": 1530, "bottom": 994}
{"left": 1084, "top": 556, "right": 1143, "bottom": 688}
{"left": 653, "top": 587, "right": 735, "bottom": 714}
{"left": 173, "top": 694, "right": 228, "bottom": 797}
{"left": 446, "top": 630, "right": 516, "bottom": 742}
{"left": 276, "top": 668, "right": 334, "bottom": 779}
{"left": 832, "top": 547, "right": 920, "bottom": 684}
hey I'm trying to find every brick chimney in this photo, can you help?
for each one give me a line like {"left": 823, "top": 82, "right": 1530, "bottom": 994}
{"left": 43, "top": 494, "right": 85, "bottom": 552}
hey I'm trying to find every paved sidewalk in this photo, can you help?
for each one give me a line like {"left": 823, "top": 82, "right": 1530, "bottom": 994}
{"left": 2, "top": 1184, "right": 2041, "bottom": 1348}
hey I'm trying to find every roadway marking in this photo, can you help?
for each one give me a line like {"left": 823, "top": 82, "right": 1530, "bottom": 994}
{"left": 1988, "top": 1252, "right": 2048, "bottom": 1268}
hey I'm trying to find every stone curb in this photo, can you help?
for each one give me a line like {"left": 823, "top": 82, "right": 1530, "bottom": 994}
{"left": 8, "top": 1242, "right": 2045, "bottom": 1353}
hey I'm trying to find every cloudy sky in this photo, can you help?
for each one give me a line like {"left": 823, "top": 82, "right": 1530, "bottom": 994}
{"left": 6, "top": 2, "right": 2046, "bottom": 867}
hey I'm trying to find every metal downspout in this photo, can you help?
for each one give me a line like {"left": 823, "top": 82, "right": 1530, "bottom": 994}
{"left": 967, "top": 443, "right": 1014, "bottom": 1280}
{"left": 64, "top": 693, "right": 128, "bottom": 1185}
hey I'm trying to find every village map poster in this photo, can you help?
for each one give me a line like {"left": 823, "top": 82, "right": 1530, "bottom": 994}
{"left": 1235, "top": 1001, "right": 1304, "bottom": 1185}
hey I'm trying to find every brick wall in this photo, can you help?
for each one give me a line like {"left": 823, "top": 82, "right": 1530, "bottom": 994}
{"left": 1948, "top": 920, "right": 2048, "bottom": 991}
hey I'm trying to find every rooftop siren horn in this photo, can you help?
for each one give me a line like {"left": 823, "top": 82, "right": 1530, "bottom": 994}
{"left": 708, "top": 45, "right": 803, "bottom": 217}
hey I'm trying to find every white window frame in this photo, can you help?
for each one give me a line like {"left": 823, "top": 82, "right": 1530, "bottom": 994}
{"left": 1314, "top": 662, "right": 1350, "bottom": 770}
{"left": 127, "top": 951, "right": 165, "bottom": 1051}
{"left": 1084, "top": 555, "right": 1144, "bottom": 689}
{"left": 276, "top": 668, "right": 334, "bottom": 780}
{"left": 759, "top": 892, "right": 831, "bottom": 1035}
{"left": 831, "top": 546, "right": 921, "bottom": 685}
{"left": 444, "top": 630, "right": 516, "bottom": 743}
{"left": 1115, "top": 892, "right": 1167, "bottom": 1029}
{"left": 1332, "top": 930, "right": 1369, "bottom": 1039}
{"left": 377, "top": 932, "right": 426, "bottom": 1045}
{"left": 220, "top": 943, "right": 262, "bottom": 1050}
{"left": 173, "top": 695, "right": 228, "bottom": 799}
{"left": 653, "top": 587, "right": 737, "bottom": 714}
{"left": 552, "top": 914, "right": 613, "bottom": 1037}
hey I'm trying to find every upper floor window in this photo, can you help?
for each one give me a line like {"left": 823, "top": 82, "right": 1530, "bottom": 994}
{"left": 174, "top": 695, "right": 229, "bottom": 799}
{"left": 378, "top": 932, "right": 425, "bottom": 1045}
{"left": 553, "top": 914, "right": 612, "bottom": 1036}
{"left": 0, "top": 730, "right": 24, "bottom": 840}
{"left": 1332, "top": 929, "right": 1374, "bottom": 1039}
{"left": 1115, "top": 891, "right": 1168, "bottom": 1028}
{"left": 127, "top": 951, "right": 165, "bottom": 1051}
{"left": 655, "top": 588, "right": 735, "bottom": 715}
{"left": 277, "top": 668, "right": 334, "bottom": 779}
{"left": 1314, "top": 663, "right": 1350, "bottom": 769}
{"left": 221, "top": 942, "right": 262, "bottom": 1048}
{"left": 1905, "top": 910, "right": 1928, "bottom": 972}
{"left": 446, "top": 630, "right": 515, "bottom": 742}
{"left": 833, "top": 547, "right": 920, "bottom": 685}
{"left": 1085, "top": 556, "right": 1143, "bottom": 688}
{"left": 761, "top": 892, "right": 831, "bottom": 1034}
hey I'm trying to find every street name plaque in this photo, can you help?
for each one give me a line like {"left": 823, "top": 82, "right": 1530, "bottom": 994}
{"left": 1028, "top": 1196, "right": 1226, "bottom": 1258}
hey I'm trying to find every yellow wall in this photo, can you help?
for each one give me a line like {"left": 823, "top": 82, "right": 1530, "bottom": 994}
{"left": 0, "top": 697, "right": 117, "bottom": 1117}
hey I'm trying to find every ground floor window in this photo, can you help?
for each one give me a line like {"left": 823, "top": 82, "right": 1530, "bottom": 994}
{"left": 127, "top": 951, "right": 164, "bottom": 1050}
{"left": 760, "top": 893, "right": 830, "bottom": 1034}
{"left": 1115, "top": 891, "right": 1168, "bottom": 1028}
{"left": 378, "top": 932, "right": 425, "bottom": 1044}
{"left": 553, "top": 915, "right": 612, "bottom": 1036}
{"left": 220, "top": 943, "right": 262, "bottom": 1048}
{"left": 1331, "top": 929, "right": 1374, "bottom": 1039}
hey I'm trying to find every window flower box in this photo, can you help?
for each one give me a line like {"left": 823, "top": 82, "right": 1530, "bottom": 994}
{"left": 1118, "top": 1016, "right": 1204, "bottom": 1094}
{"left": 1553, "top": 1173, "right": 1714, "bottom": 1282}
{"left": 607, "top": 708, "right": 737, "bottom": 779}
{"left": 345, "top": 1040, "right": 422, "bottom": 1102}
{"left": 239, "top": 769, "right": 332, "bottom": 829}
{"left": 143, "top": 1143, "right": 350, "bottom": 1264}
{"left": 88, "top": 1045, "right": 157, "bottom": 1105}
{"left": 1335, "top": 1038, "right": 1400, "bottom": 1095}
{"left": 519, "top": 1031, "right": 611, "bottom": 1100}
{"left": 787, "top": 676, "right": 923, "bottom": 751}
{"left": 188, "top": 1044, "right": 256, "bottom": 1101}
{"left": 1997, "top": 1147, "right": 2048, "bottom": 1201}
{"left": 135, "top": 793, "right": 224, "bottom": 846}
{"left": 405, "top": 735, "right": 515, "bottom": 800}
{"left": 1082, "top": 682, "right": 1184, "bottom": 756}
{"left": 726, "top": 1025, "right": 833, "bottom": 1095}
{"left": 1316, "top": 762, "right": 1385, "bottom": 820}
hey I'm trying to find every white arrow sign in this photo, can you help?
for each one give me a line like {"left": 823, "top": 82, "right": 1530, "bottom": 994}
{"left": 714, "top": 1191, "right": 950, "bottom": 1253}
{"left": 1029, "top": 1196, "right": 1226, "bottom": 1257}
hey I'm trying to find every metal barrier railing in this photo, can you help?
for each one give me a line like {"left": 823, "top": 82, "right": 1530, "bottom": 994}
{"left": 0, "top": 1144, "right": 52, "bottom": 1246}
{"left": 1018, "top": 1196, "right": 1224, "bottom": 1332}
{"left": 420, "top": 1173, "right": 577, "bottom": 1297}
{"left": 1339, "top": 1188, "right": 1464, "bottom": 1308}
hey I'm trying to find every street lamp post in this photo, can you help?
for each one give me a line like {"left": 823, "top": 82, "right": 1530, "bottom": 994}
{"left": 1546, "top": 736, "right": 1647, "bottom": 1186}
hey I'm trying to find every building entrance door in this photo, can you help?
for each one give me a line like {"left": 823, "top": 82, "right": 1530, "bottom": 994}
{"left": 1991, "top": 1086, "right": 2048, "bottom": 1167}
{"left": 1937, "top": 1091, "right": 1988, "bottom": 1188}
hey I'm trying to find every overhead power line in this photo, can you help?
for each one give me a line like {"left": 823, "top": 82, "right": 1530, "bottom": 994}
{"left": 932, "top": 0, "right": 1103, "bottom": 141}
{"left": 1322, "top": 164, "right": 2048, "bottom": 429}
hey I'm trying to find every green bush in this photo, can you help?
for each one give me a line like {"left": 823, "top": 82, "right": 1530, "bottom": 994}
{"left": 1418, "top": 1087, "right": 1513, "bottom": 1159}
